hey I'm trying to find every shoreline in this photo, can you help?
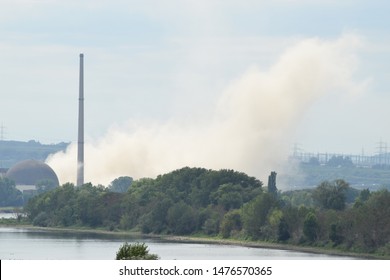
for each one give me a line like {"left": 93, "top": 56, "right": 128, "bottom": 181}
{"left": 1, "top": 224, "right": 382, "bottom": 259}
{"left": 158, "top": 235, "right": 377, "bottom": 259}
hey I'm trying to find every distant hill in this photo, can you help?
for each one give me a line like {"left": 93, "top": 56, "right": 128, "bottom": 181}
{"left": 0, "top": 140, "right": 69, "bottom": 169}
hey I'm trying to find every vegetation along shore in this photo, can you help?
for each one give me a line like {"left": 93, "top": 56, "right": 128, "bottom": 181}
{"left": 1, "top": 167, "right": 390, "bottom": 259}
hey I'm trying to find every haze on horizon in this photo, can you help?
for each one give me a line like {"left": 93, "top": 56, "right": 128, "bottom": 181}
{"left": 1, "top": 1, "right": 389, "bottom": 185}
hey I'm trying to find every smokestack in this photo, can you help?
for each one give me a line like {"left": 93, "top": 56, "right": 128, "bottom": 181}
{"left": 77, "top": 53, "right": 84, "bottom": 186}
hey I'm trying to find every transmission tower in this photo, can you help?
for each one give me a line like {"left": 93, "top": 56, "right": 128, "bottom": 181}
{"left": 0, "top": 123, "right": 5, "bottom": 142}
{"left": 0, "top": 123, "right": 4, "bottom": 169}
{"left": 376, "top": 140, "right": 388, "bottom": 165}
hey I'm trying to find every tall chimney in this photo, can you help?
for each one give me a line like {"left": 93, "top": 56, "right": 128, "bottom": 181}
{"left": 77, "top": 53, "right": 84, "bottom": 186}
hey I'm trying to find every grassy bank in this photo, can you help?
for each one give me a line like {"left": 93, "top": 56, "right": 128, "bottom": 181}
{"left": 160, "top": 235, "right": 379, "bottom": 259}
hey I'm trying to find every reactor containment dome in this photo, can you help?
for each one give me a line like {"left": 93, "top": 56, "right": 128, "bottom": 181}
{"left": 6, "top": 159, "right": 60, "bottom": 187}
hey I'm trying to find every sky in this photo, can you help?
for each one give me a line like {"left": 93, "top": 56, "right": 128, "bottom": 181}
{"left": 1, "top": 0, "right": 390, "bottom": 185}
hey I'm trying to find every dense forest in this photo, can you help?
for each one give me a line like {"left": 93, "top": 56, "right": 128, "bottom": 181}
{"left": 17, "top": 167, "right": 390, "bottom": 257}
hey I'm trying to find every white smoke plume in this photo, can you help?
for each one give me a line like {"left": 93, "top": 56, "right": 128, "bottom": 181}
{"left": 46, "top": 35, "right": 363, "bottom": 186}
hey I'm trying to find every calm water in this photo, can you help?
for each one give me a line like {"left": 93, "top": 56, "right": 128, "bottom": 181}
{"left": 0, "top": 226, "right": 357, "bottom": 260}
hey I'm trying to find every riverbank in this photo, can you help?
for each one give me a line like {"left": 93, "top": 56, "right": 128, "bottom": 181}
{"left": 161, "top": 235, "right": 380, "bottom": 259}
{"left": 1, "top": 223, "right": 384, "bottom": 259}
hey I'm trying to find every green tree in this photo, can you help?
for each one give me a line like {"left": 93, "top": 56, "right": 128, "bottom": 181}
{"left": 359, "top": 188, "right": 371, "bottom": 202}
{"left": 313, "top": 180, "right": 349, "bottom": 210}
{"left": 354, "top": 188, "right": 371, "bottom": 208}
{"left": 220, "top": 209, "right": 242, "bottom": 238}
{"left": 267, "top": 171, "right": 277, "bottom": 195}
{"left": 211, "top": 183, "right": 243, "bottom": 210}
{"left": 140, "top": 196, "right": 173, "bottom": 233}
{"left": 329, "top": 223, "right": 343, "bottom": 245}
{"left": 115, "top": 242, "right": 158, "bottom": 260}
{"left": 199, "top": 206, "right": 221, "bottom": 235}
{"left": 327, "top": 156, "right": 354, "bottom": 167}
{"left": 25, "top": 183, "right": 78, "bottom": 226}
{"left": 101, "top": 192, "right": 124, "bottom": 229}
{"left": 241, "top": 192, "right": 277, "bottom": 239}
{"left": 267, "top": 208, "right": 283, "bottom": 240}
{"left": 303, "top": 212, "right": 319, "bottom": 242}
{"left": 277, "top": 217, "right": 291, "bottom": 241}
{"left": 32, "top": 211, "right": 50, "bottom": 227}
{"left": 109, "top": 176, "right": 133, "bottom": 193}
{"left": 281, "top": 205, "right": 309, "bottom": 242}
{"left": 167, "top": 202, "right": 197, "bottom": 234}
{"left": 76, "top": 184, "right": 105, "bottom": 227}
{"left": 352, "top": 190, "right": 390, "bottom": 251}
{"left": 0, "top": 177, "right": 23, "bottom": 207}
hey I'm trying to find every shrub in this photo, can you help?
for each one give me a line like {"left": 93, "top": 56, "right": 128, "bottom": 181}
{"left": 32, "top": 212, "right": 49, "bottom": 227}
{"left": 115, "top": 242, "right": 159, "bottom": 260}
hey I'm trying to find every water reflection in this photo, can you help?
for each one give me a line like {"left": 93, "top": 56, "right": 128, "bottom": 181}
{"left": 0, "top": 227, "right": 356, "bottom": 260}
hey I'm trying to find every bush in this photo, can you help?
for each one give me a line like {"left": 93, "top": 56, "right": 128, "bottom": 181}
{"left": 115, "top": 242, "right": 159, "bottom": 260}
{"left": 303, "top": 212, "right": 319, "bottom": 242}
{"left": 220, "top": 210, "right": 241, "bottom": 238}
{"left": 32, "top": 212, "right": 50, "bottom": 227}
{"left": 277, "top": 217, "right": 291, "bottom": 241}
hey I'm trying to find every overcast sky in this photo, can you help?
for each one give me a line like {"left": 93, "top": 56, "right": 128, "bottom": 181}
{"left": 1, "top": 0, "right": 390, "bottom": 158}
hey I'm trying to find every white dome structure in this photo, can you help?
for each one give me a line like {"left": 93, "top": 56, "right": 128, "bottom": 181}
{"left": 6, "top": 159, "right": 59, "bottom": 187}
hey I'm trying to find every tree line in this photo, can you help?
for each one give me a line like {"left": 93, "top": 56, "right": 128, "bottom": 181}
{"left": 21, "top": 167, "right": 390, "bottom": 257}
{"left": 0, "top": 177, "right": 57, "bottom": 207}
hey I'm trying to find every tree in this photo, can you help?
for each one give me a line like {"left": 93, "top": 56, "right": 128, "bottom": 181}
{"left": 0, "top": 177, "right": 23, "bottom": 207}
{"left": 359, "top": 188, "right": 371, "bottom": 202}
{"left": 327, "top": 156, "right": 354, "bottom": 167}
{"left": 267, "top": 171, "right": 277, "bottom": 195}
{"left": 353, "top": 190, "right": 390, "bottom": 250}
{"left": 109, "top": 176, "right": 133, "bottom": 193}
{"left": 308, "top": 157, "right": 320, "bottom": 166}
{"left": 312, "top": 180, "right": 349, "bottom": 210}
{"left": 220, "top": 209, "right": 242, "bottom": 238}
{"left": 241, "top": 192, "right": 277, "bottom": 239}
{"left": 211, "top": 183, "right": 243, "bottom": 210}
{"left": 167, "top": 202, "right": 197, "bottom": 234}
{"left": 277, "top": 217, "right": 291, "bottom": 241}
{"left": 329, "top": 223, "right": 343, "bottom": 245}
{"left": 281, "top": 205, "right": 309, "bottom": 242}
{"left": 76, "top": 184, "right": 105, "bottom": 227}
{"left": 303, "top": 212, "right": 319, "bottom": 242}
{"left": 140, "top": 196, "right": 173, "bottom": 233}
{"left": 115, "top": 242, "right": 158, "bottom": 260}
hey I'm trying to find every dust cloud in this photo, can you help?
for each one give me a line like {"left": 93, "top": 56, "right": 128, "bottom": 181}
{"left": 46, "top": 35, "right": 363, "bottom": 186}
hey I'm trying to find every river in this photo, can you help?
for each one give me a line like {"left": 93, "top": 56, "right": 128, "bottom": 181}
{"left": 0, "top": 226, "right": 357, "bottom": 260}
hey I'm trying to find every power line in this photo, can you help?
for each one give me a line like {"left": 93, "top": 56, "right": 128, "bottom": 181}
{"left": 291, "top": 141, "right": 390, "bottom": 167}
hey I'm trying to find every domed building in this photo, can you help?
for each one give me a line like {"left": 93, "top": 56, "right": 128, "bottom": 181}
{"left": 6, "top": 159, "right": 59, "bottom": 191}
